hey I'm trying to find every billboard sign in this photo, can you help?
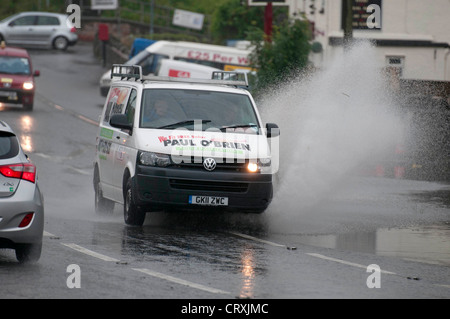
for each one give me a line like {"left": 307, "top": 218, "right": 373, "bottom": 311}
{"left": 172, "top": 9, "right": 204, "bottom": 30}
{"left": 248, "top": 0, "right": 288, "bottom": 6}
{"left": 91, "top": 0, "right": 118, "bottom": 10}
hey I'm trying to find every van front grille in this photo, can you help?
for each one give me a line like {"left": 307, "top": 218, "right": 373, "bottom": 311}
{"left": 170, "top": 156, "right": 248, "bottom": 172}
{"left": 169, "top": 179, "right": 248, "bottom": 193}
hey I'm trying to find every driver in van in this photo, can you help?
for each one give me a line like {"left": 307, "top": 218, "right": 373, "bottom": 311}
{"left": 142, "top": 98, "right": 177, "bottom": 127}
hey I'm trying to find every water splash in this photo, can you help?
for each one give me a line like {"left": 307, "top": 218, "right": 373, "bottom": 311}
{"left": 259, "top": 41, "right": 405, "bottom": 215}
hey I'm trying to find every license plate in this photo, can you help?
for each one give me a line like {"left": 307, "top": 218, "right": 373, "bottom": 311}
{"left": 0, "top": 91, "right": 17, "bottom": 100}
{"left": 189, "top": 195, "right": 228, "bottom": 206}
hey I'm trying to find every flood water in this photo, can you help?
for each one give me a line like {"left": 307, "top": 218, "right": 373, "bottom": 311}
{"left": 294, "top": 223, "right": 450, "bottom": 266}
{"left": 254, "top": 41, "right": 450, "bottom": 266}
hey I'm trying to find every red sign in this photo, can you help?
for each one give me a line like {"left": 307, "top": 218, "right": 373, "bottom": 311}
{"left": 98, "top": 24, "right": 109, "bottom": 41}
{"left": 168, "top": 69, "right": 191, "bottom": 78}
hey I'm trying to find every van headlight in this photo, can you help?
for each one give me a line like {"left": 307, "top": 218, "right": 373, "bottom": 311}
{"left": 247, "top": 158, "right": 271, "bottom": 173}
{"left": 139, "top": 152, "right": 171, "bottom": 167}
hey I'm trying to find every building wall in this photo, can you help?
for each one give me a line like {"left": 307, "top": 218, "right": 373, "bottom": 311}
{"left": 287, "top": 0, "right": 450, "bottom": 83}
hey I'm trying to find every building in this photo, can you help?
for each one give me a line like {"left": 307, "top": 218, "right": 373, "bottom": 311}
{"left": 284, "top": 0, "right": 450, "bottom": 99}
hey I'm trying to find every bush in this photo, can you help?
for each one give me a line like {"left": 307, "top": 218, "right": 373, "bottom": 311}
{"left": 247, "top": 18, "right": 311, "bottom": 94}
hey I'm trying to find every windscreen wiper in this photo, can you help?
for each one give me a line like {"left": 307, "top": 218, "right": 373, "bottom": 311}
{"left": 157, "top": 119, "right": 211, "bottom": 129}
{"left": 219, "top": 123, "right": 258, "bottom": 131}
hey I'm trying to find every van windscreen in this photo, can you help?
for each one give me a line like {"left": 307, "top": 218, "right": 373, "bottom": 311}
{"left": 140, "top": 89, "right": 259, "bottom": 133}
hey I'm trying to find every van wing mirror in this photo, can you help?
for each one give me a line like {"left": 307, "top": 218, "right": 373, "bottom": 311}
{"left": 110, "top": 114, "right": 133, "bottom": 132}
{"left": 266, "top": 123, "right": 280, "bottom": 138}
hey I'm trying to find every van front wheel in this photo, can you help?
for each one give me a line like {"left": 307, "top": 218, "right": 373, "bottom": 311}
{"left": 124, "top": 177, "right": 146, "bottom": 226}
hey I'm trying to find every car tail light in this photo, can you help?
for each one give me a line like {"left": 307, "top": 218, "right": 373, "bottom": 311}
{"left": 70, "top": 27, "right": 76, "bottom": 33}
{"left": 19, "top": 213, "right": 34, "bottom": 228}
{"left": 0, "top": 163, "right": 36, "bottom": 183}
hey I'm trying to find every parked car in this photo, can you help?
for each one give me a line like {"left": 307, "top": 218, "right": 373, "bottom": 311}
{"left": 0, "top": 120, "right": 44, "bottom": 263}
{"left": 0, "top": 11, "right": 78, "bottom": 50}
{"left": 0, "top": 42, "right": 40, "bottom": 110}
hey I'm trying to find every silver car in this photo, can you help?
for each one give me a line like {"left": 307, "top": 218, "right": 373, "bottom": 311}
{"left": 0, "top": 120, "right": 44, "bottom": 263}
{"left": 0, "top": 11, "right": 78, "bottom": 50}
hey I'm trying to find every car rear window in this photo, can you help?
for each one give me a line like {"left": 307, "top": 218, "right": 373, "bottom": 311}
{"left": 0, "top": 132, "right": 20, "bottom": 159}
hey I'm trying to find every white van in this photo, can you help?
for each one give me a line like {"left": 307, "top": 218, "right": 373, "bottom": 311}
{"left": 94, "top": 65, "right": 279, "bottom": 226}
{"left": 99, "top": 40, "right": 252, "bottom": 96}
{"left": 155, "top": 59, "right": 221, "bottom": 79}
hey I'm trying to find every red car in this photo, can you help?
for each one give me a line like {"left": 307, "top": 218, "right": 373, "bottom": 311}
{"left": 0, "top": 41, "right": 39, "bottom": 110}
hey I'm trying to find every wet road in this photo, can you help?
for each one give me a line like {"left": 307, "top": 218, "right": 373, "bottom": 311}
{"left": 0, "top": 43, "right": 449, "bottom": 301}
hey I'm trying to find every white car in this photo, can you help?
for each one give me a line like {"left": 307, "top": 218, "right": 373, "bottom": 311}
{"left": 0, "top": 11, "right": 78, "bottom": 50}
{"left": 0, "top": 120, "right": 44, "bottom": 263}
{"left": 94, "top": 65, "right": 279, "bottom": 226}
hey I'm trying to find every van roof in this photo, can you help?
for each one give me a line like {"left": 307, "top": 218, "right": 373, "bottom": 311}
{"left": 159, "top": 59, "right": 221, "bottom": 72}
{"left": 111, "top": 64, "right": 249, "bottom": 88}
{"left": 145, "top": 40, "right": 252, "bottom": 55}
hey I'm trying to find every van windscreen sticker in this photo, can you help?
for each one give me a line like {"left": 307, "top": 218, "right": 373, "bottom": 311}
{"left": 158, "top": 134, "right": 251, "bottom": 156}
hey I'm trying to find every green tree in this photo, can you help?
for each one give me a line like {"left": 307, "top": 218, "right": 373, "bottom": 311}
{"left": 247, "top": 18, "right": 311, "bottom": 94}
{"left": 210, "top": 0, "right": 287, "bottom": 45}
{"left": 210, "top": 0, "right": 264, "bottom": 45}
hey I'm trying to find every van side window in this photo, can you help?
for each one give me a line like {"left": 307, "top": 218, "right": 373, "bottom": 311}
{"left": 103, "top": 87, "right": 131, "bottom": 125}
{"left": 174, "top": 57, "right": 223, "bottom": 70}
{"left": 124, "top": 89, "right": 137, "bottom": 126}
{"left": 140, "top": 54, "right": 169, "bottom": 75}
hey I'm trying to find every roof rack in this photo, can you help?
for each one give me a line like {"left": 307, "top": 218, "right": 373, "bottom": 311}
{"left": 111, "top": 64, "right": 142, "bottom": 80}
{"left": 110, "top": 64, "right": 248, "bottom": 87}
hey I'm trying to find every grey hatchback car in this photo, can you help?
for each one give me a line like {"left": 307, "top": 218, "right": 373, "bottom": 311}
{"left": 0, "top": 11, "right": 78, "bottom": 51}
{"left": 0, "top": 120, "right": 44, "bottom": 263}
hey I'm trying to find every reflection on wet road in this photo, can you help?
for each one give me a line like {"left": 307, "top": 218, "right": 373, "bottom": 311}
{"left": 293, "top": 223, "right": 450, "bottom": 266}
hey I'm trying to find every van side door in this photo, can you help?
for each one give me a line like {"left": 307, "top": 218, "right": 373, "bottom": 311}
{"left": 112, "top": 88, "right": 137, "bottom": 201}
{"left": 97, "top": 86, "right": 131, "bottom": 200}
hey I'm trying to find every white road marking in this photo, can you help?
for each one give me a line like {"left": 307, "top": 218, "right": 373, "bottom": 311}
{"left": 435, "top": 284, "right": 450, "bottom": 289}
{"left": 132, "top": 268, "right": 230, "bottom": 295}
{"left": 230, "top": 232, "right": 399, "bottom": 275}
{"left": 32, "top": 153, "right": 91, "bottom": 176}
{"left": 43, "top": 231, "right": 56, "bottom": 237}
{"left": 61, "top": 243, "right": 120, "bottom": 262}
{"left": 67, "top": 166, "right": 91, "bottom": 175}
{"left": 307, "top": 253, "right": 397, "bottom": 275}
{"left": 59, "top": 241, "right": 229, "bottom": 295}
{"left": 77, "top": 114, "right": 99, "bottom": 126}
{"left": 229, "top": 232, "right": 286, "bottom": 247}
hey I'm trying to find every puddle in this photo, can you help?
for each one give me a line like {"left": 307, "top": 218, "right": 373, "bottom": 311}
{"left": 295, "top": 223, "right": 450, "bottom": 266}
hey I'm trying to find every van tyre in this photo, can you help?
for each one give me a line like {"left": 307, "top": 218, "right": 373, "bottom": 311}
{"left": 124, "top": 177, "right": 146, "bottom": 226}
{"left": 94, "top": 167, "right": 114, "bottom": 214}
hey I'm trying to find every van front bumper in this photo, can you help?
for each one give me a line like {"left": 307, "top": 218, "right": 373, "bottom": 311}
{"left": 134, "top": 165, "right": 273, "bottom": 213}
